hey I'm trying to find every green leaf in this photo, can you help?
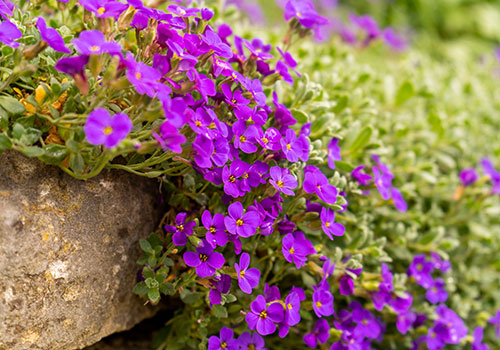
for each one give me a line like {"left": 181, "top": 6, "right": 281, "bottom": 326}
{"left": 69, "top": 153, "right": 84, "bottom": 174}
{"left": 39, "top": 144, "right": 68, "bottom": 165}
{"left": 291, "top": 109, "right": 309, "bottom": 124}
{"left": 159, "top": 282, "right": 175, "bottom": 295}
{"left": 19, "top": 146, "right": 44, "bottom": 157}
{"left": 142, "top": 266, "right": 155, "bottom": 279}
{"left": 212, "top": 304, "right": 228, "bottom": 319}
{"left": 145, "top": 277, "right": 159, "bottom": 289}
{"left": 0, "top": 96, "right": 25, "bottom": 115}
{"left": 139, "top": 239, "right": 154, "bottom": 254}
{"left": 335, "top": 161, "right": 355, "bottom": 172}
{"left": 180, "top": 290, "right": 203, "bottom": 305}
{"left": 349, "top": 126, "right": 372, "bottom": 155}
{"left": 132, "top": 281, "right": 149, "bottom": 296}
{"left": 0, "top": 134, "right": 12, "bottom": 151}
{"left": 395, "top": 81, "right": 415, "bottom": 106}
{"left": 148, "top": 288, "right": 161, "bottom": 304}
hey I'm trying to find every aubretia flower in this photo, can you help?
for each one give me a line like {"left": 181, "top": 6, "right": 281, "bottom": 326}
{"left": 327, "top": 138, "right": 341, "bottom": 169}
{"left": 303, "top": 166, "right": 338, "bottom": 204}
{"left": 351, "top": 165, "right": 372, "bottom": 186}
{"left": 282, "top": 231, "right": 316, "bottom": 269}
{"left": 84, "top": 108, "right": 132, "bottom": 148}
{"left": 224, "top": 201, "right": 260, "bottom": 237}
{"left": 202, "top": 210, "right": 227, "bottom": 248}
{"left": 246, "top": 295, "right": 284, "bottom": 336}
{"left": 303, "top": 319, "right": 330, "bottom": 348}
{"left": 408, "top": 254, "right": 434, "bottom": 288}
{"left": 183, "top": 240, "right": 225, "bottom": 278}
{"left": 382, "top": 28, "right": 408, "bottom": 51}
{"left": 339, "top": 275, "right": 354, "bottom": 296}
{"left": 280, "top": 128, "right": 304, "bottom": 162}
{"left": 426, "top": 278, "right": 448, "bottom": 304}
{"left": 488, "top": 310, "right": 500, "bottom": 337}
{"left": 349, "top": 14, "right": 380, "bottom": 42}
{"left": 312, "top": 284, "right": 334, "bottom": 317}
{"left": 209, "top": 274, "right": 231, "bottom": 306}
{"left": 235, "top": 253, "right": 261, "bottom": 294}
{"left": 164, "top": 213, "right": 196, "bottom": 246}
{"left": 472, "top": 327, "right": 490, "bottom": 350}
{"left": 238, "top": 332, "right": 266, "bottom": 350}
{"left": 72, "top": 30, "right": 121, "bottom": 55}
{"left": 79, "top": 0, "right": 128, "bottom": 18}
{"left": 430, "top": 252, "right": 451, "bottom": 273}
{"left": 269, "top": 166, "right": 297, "bottom": 196}
{"left": 36, "top": 17, "right": 71, "bottom": 53}
{"left": 372, "top": 155, "right": 407, "bottom": 212}
{"left": 125, "top": 53, "right": 162, "bottom": 98}
{"left": 153, "top": 121, "right": 186, "bottom": 153}
{"left": 481, "top": 158, "right": 500, "bottom": 194}
{"left": 208, "top": 327, "right": 238, "bottom": 350}
{"left": 320, "top": 207, "right": 345, "bottom": 240}
{"left": 0, "top": 20, "right": 22, "bottom": 48}
{"left": 284, "top": 0, "right": 327, "bottom": 29}
{"left": 352, "top": 307, "right": 381, "bottom": 339}
{"left": 222, "top": 160, "right": 250, "bottom": 198}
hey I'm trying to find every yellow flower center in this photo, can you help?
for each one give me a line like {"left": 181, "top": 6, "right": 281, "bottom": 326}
{"left": 315, "top": 301, "right": 322, "bottom": 308}
{"left": 239, "top": 135, "right": 246, "bottom": 143}
{"left": 91, "top": 45, "right": 100, "bottom": 52}
{"left": 97, "top": 7, "right": 106, "bottom": 15}
{"left": 296, "top": 11, "right": 302, "bottom": 17}
{"left": 195, "top": 120, "right": 202, "bottom": 127}
{"left": 220, "top": 342, "right": 227, "bottom": 349}
{"left": 135, "top": 72, "right": 142, "bottom": 80}
{"left": 276, "top": 181, "right": 284, "bottom": 188}
{"left": 176, "top": 224, "right": 184, "bottom": 231}
{"left": 209, "top": 226, "right": 216, "bottom": 233}
{"left": 228, "top": 175, "right": 236, "bottom": 183}
{"left": 243, "top": 173, "right": 249, "bottom": 179}
{"left": 325, "top": 221, "right": 330, "bottom": 228}
{"left": 236, "top": 219, "right": 244, "bottom": 226}
{"left": 287, "top": 303, "right": 293, "bottom": 310}
{"left": 209, "top": 122, "right": 216, "bottom": 129}
{"left": 259, "top": 310, "right": 268, "bottom": 319}
{"left": 262, "top": 137, "right": 269, "bottom": 144}
{"left": 289, "top": 247, "right": 295, "bottom": 254}
{"left": 239, "top": 270, "right": 245, "bottom": 278}
{"left": 286, "top": 144, "right": 291, "bottom": 150}
{"left": 199, "top": 254, "right": 208, "bottom": 262}
{"left": 104, "top": 126, "right": 113, "bottom": 135}
{"left": 248, "top": 345, "right": 255, "bottom": 350}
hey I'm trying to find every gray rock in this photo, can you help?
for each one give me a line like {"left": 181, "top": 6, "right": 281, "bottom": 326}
{"left": 0, "top": 151, "right": 162, "bottom": 350}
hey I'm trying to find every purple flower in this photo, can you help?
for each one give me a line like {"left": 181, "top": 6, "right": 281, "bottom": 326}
{"left": 183, "top": 240, "right": 225, "bottom": 278}
{"left": 391, "top": 187, "right": 408, "bottom": 212}
{"left": 352, "top": 307, "right": 381, "bottom": 339}
{"left": 257, "top": 127, "right": 282, "bottom": 151}
{"left": 125, "top": 53, "right": 162, "bottom": 98}
{"left": 481, "top": 158, "right": 500, "bottom": 194}
{"left": 282, "top": 231, "right": 316, "bottom": 269}
{"left": 489, "top": 310, "right": 500, "bottom": 337}
{"left": 396, "top": 311, "right": 417, "bottom": 334}
{"left": 372, "top": 155, "right": 407, "bottom": 212}
{"left": 222, "top": 160, "right": 250, "bottom": 198}
{"left": 235, "top": 252, "right": 260, "bottom": 294}
{"left": 55, "top": 55, "right": 89, "bottom": 76}
{"left": 153, "top": 121, "right": 186, "bottom": 153}
{"left": 224, "top": 201, "right": 260, "bottom": 237}
{"left": 84, "top": 108, "right": 132, "bottom": 148}
{"left": 202, "top": 210, "right": 228, "bottom": 248}
{"left": 0, "top": 20, "right": 22, "bottom": 48}
{"left": 238, "top": 332, "right": 266, "bottom": 350}
{"left": 222, "top": 84, "right": 250, "bottom": 107}
{"left": 327, "top": 138, "right": 341, "bottom": 169}
{"left": 0, "top": 0, "right": 14, "bottom": 19}
{"left": 164, "top": 213, "right": 196, "bottom": 246}
{"left": 280, "top": 129, "right": 304, "bottom": 163}
{"left": 351, "top": 165, "right": 372, "bottom": 186}
{"left": 284, "top": 0, "right": 327, "bottom": 29}
{"left": 432, "top": 305, "right": 467, "bottom": 345}
{"left": 303, "top": 319, "right": 330, "bottom": 348}
{"left": 303, "top": 166, "right": 338, "bottom": 204}
{"left": 36, "top": 17, "right": 71, "bottom": 53}
{"left": 232, "top": 122, "right": 259, "bottom": 154}
{"left": 72, "top": 30, "right": 122, "bottom": 55}
{"left": 209, "top": 274, "right": 231, "bottom": 306}
{"left": 167, "top": 4, "right": 200, "bottom": 17}
{"left": 349, "top": 14, "right": 381, "bottom": 41}
{"left": 312, "top": 284, "right": 334, "bottom": 317}
{"left": 269, "top": 166, "right": 297, "bottom": 196}
{"left": 408, "top": 254, "right": 434, "bottom": 288}
{"left": 339, "top": 275, "right": 354, "bottom": 296}
{"left": 245, "top": 295, "right": 284, "bottom": 336}
{"left": 208, "top": 327, "right": 238, "bottom": 350}
{"left": 320, "top": 207, "right": 345, "bottom": 240}
{"left": 426, "top": 278, "right": 448, "bottom": 304}
{"left": 472, "top": 327, "right": 490, "bottom": 350}
{"left": 79, "top": 0, "right": 128, "bottom": 18}
{"left": 430, "top": 252, "right": 451, "bottom": 273}
{"left": 382, "top": 28, "right": 408, "bottom": 51}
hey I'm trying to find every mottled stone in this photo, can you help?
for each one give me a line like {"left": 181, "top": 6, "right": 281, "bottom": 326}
{"left": 0, "top": 151, "right": 163, "bottom": 350}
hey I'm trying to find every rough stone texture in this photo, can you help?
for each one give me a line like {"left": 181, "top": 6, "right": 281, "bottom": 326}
{"left": 0, "top": 151, "right": 163, "bottom": 350}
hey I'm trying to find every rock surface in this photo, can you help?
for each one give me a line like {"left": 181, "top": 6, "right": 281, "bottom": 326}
{"left": 0, "top": 151, "right": 162, "bottom": 350}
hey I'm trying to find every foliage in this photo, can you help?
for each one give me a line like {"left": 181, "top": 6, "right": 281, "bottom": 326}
{"left": 1, "top": 0, "right": 500, "bottom": 350}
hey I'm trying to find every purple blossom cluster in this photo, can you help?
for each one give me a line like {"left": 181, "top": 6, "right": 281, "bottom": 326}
{"left": 458, "top": 157, "right": 500, "bottom": 195}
